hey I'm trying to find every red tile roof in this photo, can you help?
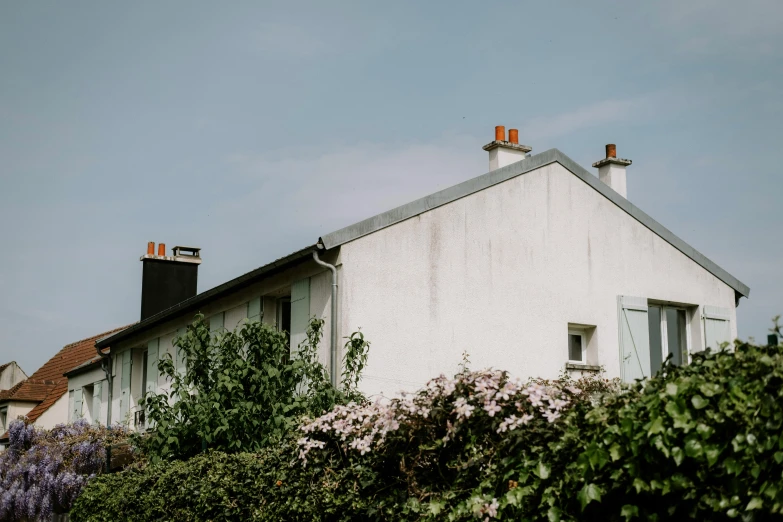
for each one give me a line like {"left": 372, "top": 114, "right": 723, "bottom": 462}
{"left": 0, "top": 324, "right": 132, "bottom": 440}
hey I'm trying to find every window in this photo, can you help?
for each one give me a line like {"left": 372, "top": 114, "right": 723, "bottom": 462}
{"left": 619, "top": 296, "right": 695, "bottom": 382}
{"left": 277, "top": 297, "right": 291, "bottom": 334}
{"left": 0, "top": 407, "right": 7, "bottom": 433}
{"left": 568, "top": 330, "right": 586, "bottom": 363}
{"left": 648, "top": 306, "right": 688, "bottom": 374}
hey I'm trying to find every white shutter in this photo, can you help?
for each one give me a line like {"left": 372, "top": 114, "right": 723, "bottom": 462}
{"left": 68, "top": 390, "right": 74, "bottom": 422}
{"left": 119, "top": 350, "right": 132, "bottom": 424}
{"left": 209, "top": 312, "right": 225, "bottom": 336}
{"left": 175, "top": 327, "right": 187, "bottom": 374}
{"left": 290, "top": 278, "right": 311, "bottom": 356}
{"left": 146, "top": 339, "right": 159, "bottom": 395}
{"left": 703, "top": 306, "right": 732, "bottom": 351}
{"left": 619, "top": 296, "right": 651, "bottom": 383}
{"left": 93, "top": 382, "right": 102, "bottom": 425}
{"left": 247, "top": 297, "right": 262, "bottom": 322}
{"left": 73, "top": 388, "right": 83, "bottom": 421}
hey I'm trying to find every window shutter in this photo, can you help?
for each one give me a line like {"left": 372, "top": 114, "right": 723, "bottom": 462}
{"left": 146, "top": 339, "right": 159, "bottom": 396}
{"left": 175, "top": 327, "right": 187, "bottom": 374}
{"left": 73, "top": 388, "right": 83, "bottom": 421}
{"left": 209, "top": 312, "right": 225, "bottom": 336}
{"left": 93, "top": 382, "right": 102, "bottom": 425}
{"left": 68, "top": 391, "right": 74, "bottom": 422}
{"left": 619, "top": 296, "right": 651, "bottom": 383}
{"left": 119, "top": 350, "right": 132, "bottom": 424}
{"left": 289, "top": 278, "right": 311, "bottom": 355}
{"left": 247, "top": 297, "right": 262, "bottom": 323}
{"left": 703, "top": 306, "right": 732, "bottom": 351}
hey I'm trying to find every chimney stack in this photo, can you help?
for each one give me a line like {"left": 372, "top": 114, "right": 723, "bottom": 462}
{"left": 140, "top": 243, "right": 202, "bottom": 321}
{"left": 592, "top": 144, "right": 632, "bottom": 198}
{"left": 482, "top": 126, "right": 532, "bottom": 171}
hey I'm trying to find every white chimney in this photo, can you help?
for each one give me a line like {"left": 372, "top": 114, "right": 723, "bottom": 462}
{"left": 482, "top": 126, "right": 532, "bottom": 171}
{"left": 592, "top": 144, "right": 632, "bottom": 198}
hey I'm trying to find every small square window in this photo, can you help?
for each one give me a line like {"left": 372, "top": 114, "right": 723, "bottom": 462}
{"left": 568, "top": 331, "right": 586, "bottom": 363}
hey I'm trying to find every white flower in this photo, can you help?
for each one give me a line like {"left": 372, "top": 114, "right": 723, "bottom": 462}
{"left": 483, "top": 400, "right": 502, "bottom": 417}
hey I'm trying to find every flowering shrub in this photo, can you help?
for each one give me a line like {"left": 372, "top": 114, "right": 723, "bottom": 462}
{"left": 0, "top": 419, "right": 130, "bottom": 521}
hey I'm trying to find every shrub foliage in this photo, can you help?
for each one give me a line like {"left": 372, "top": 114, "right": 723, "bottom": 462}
{"left": 72, "top": 336, "right": 783, "bottom": 521}
{"left": 138, "top": 315, "right": 368, "bottom": 461}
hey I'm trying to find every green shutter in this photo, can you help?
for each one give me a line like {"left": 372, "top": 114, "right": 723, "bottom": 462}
{"left": 619, "top": 296, "right": 651, "bottom": 383}
{"left": 146, "top": 339, "right": 159, "bottom": 395}
{"left": 247, "top": 297, "right": 262, "bottom": 323}
{"left": 73, "top": 388, "right": 83, "bottom": 421}
{"left": 93, "top": 381, "right": 102, "bottom": 425}
{"left": 289, "top": 278, "right": 311, "bottom": 355}
{"left": 119, "top": 350, "right": 132, "bottom": 424}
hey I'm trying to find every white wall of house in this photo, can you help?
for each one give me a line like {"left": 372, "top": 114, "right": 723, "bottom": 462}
{"left": 336, "top": 162, "right": 738, "bottom": 397}
{"left": 0, "top": 363, "right": 27, "bottom": 391}
{"left": 2, "top": 401, "right": 36, "bottom": 430}
{"left": 33, "top": 393, "right": 69, "bottom": 430}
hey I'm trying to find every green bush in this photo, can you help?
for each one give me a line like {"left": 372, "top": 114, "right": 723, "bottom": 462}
{"left": 73, "top": 337, "right": 783, "bottom": 521}
{"left": 138, "top": 315, "right": 368, "bottom": 461}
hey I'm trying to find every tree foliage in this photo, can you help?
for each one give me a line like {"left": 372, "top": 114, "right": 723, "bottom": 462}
{"left": 138, "top": 314, "right": 369, "bottom": 462}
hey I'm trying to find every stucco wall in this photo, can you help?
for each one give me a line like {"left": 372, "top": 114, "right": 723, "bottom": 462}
{"left": 0, "top": 363, "right": 27, "bottom": 391}
{"left": 34, "top": 393, "right": 69, "bottom": 429}
{"left": 5, "top": 401, "right": 35, "bottom": 426}
{"left": 337, "top": 162, "right": 738, "bottom": 397}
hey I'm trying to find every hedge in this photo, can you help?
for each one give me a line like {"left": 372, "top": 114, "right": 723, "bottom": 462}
{"left": 71, "top": 338, "right": 783, "bottom": 521}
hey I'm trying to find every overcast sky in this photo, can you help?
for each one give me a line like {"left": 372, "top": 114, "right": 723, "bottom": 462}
{"left": 1, "top": 1, "right": 781, "bottom": 373}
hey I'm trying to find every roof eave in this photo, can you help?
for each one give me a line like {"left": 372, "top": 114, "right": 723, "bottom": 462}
{"left": 96, "top": 244, "right": 318, "bottom": 349}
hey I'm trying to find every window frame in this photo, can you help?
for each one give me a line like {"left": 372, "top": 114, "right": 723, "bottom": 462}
{"left": 648, "top": 304, "right": 692, "bottom": 368}
{"left": 0, "top": 406, "right": 7, "bottom": 433}
{"left": 567, "top": 329, "right": 587, "bottom": 364}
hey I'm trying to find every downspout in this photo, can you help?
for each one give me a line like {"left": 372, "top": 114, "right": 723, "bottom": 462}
{"left": 312, "top": 248, "right": 338, "bottom": 387}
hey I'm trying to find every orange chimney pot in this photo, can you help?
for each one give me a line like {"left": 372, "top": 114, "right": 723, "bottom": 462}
{"left": 508, "top": 129, "right": 519, "bottom": 144}
{"left": 158, "top": 243, "right": 166, "bottom": 256}
{"left": 606, "top": 144, "right": 617, "bottom": 159}
{"left": 147, "top": 242, "right": 155, "bottom": 255}
{"left": 494, "top": 126, "right": 505, "bottom": 142}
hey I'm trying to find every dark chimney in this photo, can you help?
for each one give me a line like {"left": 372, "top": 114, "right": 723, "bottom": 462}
{"left": 140, "top": 243, "right": 201, "bottom": 320}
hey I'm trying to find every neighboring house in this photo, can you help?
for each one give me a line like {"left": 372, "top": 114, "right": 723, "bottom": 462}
{"left": 0, "top": 327, "right": 128, "bottom": 447}
{"left": 0, "top": 362, "right": 27, "bottom": 392}
{"left": 95, "top": 129, "right": 749, "bottom": 428}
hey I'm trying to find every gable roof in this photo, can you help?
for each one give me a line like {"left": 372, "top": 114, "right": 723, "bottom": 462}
{"left": 96, "top": 149, "right": 749, "bottom": 351}
{"left": 319, "top": 148, "right": 750, "bottom": 298}
{"left": 0, "top": 325, "right": 130, "bottom": 440}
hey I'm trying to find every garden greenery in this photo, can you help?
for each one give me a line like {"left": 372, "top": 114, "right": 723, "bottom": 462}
{"left": 0, "top": 420, "right": 130, "bottom": 521}
{"left": 138, "top": 314, "right": 369, "bottom": 461}
{"left": 71, "top": 332, "right": 783, "bottom": 521}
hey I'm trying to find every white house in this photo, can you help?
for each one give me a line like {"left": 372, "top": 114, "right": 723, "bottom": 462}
{"left": 93, "top": 128, "right": 749, "bottom": 428}
{"left": 0, "top": 327, "right": 126, "bottom": 448}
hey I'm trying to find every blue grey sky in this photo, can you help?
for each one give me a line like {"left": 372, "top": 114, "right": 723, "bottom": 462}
{"left": 1, "top": 1, "right": 781, "bottom": 373}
